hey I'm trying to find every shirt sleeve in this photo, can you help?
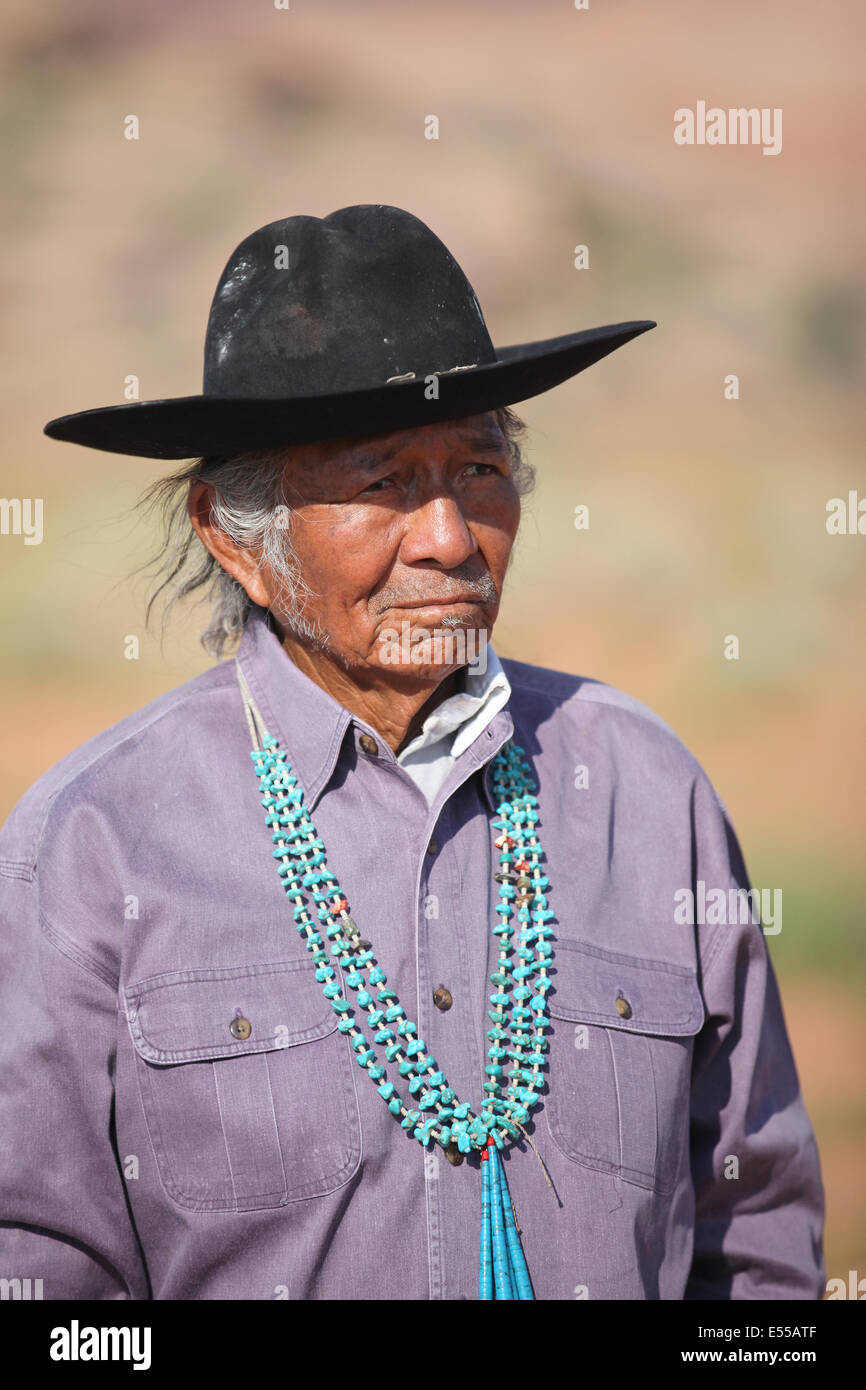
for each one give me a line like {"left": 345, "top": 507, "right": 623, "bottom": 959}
{"left": 0, "top": 847, "right": 150, "bottom": 1300}
{"left": 684, "top": 775, "right": 826, "bottom": 1299}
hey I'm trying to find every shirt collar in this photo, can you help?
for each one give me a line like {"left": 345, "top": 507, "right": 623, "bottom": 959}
{"left": 396, "top": 644, "right": 511, "bottom": 763}
{"left": 234, "top": 605, "right": 354, "bottom": 809}
{"left": 233, "top": 604, "right": 513, "bottom": 811}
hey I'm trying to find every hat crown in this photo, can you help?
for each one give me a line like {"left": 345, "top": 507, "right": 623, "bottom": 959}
{"left": 203, "top": 205, "right": 496, "bottom": 399}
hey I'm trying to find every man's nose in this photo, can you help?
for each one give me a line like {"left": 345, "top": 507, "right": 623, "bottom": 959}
{"left": 400, "top": 493, "right": 477, "bottom": 569}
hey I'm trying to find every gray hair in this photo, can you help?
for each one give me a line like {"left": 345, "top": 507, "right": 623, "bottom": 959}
{"left": 135, "top": 406, "right": 535, "bottom": 659}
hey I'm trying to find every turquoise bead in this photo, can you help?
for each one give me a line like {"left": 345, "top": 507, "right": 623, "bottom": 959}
{"left": 330, "top": 999, "right": 351, "bottom": 1014}
{"left": 369, "top": 1065, "right": 385, "bottom": 1081}
{"left": 388, "top": 1097, "right": 402, "bottom": 1115}
{"left": 356, "top": 990, "right": 373, "bottom": 1007}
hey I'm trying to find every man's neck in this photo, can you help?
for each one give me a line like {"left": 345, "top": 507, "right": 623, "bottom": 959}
{"left": 279, "top": 633, "right": 464, "bottom": 754}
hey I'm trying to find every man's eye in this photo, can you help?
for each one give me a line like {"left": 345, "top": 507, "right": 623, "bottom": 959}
{"left": 466, "top": 462, "right": 501, "bottom": 476}
{"left": 361, "top": 476, "right": 392, "bottom": 493}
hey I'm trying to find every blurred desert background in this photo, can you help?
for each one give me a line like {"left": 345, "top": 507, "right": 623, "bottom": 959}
{"left": 0, "top": 0, "right": 863, "bottom": 1293}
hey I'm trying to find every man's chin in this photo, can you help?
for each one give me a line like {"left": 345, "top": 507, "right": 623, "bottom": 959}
{"left": 373, "top": 621, "right": 491, "bottom": 679}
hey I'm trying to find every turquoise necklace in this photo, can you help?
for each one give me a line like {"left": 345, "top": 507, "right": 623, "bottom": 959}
{"left": 236, "top": 662, "right": 554, "bottom": 1300}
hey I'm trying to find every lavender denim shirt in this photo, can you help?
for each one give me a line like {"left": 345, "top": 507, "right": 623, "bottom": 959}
{"left": 0, "top": 604, "right": 825, "bottom": 1299}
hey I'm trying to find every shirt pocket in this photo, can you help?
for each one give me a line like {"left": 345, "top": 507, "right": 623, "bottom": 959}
{"left": 122, "top": 960, "right": 362, "bottom": 1213}
{"left": 543, "top": 938, "right": 705, "bottom": 1196}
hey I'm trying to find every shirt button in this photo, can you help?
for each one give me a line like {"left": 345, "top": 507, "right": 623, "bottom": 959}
{"left": 433, "top": 986, "right": 453, "bottom": 1012}
{"left": 444, "top": 1144, "right": 464, "bottom": 1167}
{"left": 359, "top": 733, "right": 378, "bottom": 755}
{"left": 615, "top": 996, "right": 632, "bottom": 1019}
{"left": 230, "top": 1016, "right": 252, "bottom": 1039}
{"left": 426, "top": 837, "right": 439, "bottom": 855}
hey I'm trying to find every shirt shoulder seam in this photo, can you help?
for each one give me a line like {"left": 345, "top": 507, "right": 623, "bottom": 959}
{"left": 24, "top": 667, "right": 236, "bottom": 868}
{"left": 502, "top": 659, "right": 696, "bottom": 750}
{"left": 39, "top": 907, "right": 120, "bottom": 992}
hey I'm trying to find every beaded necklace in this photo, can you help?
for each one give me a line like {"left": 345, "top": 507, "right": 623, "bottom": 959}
{"left": 236, "top": 661, "right": 554, "bottom": 1300}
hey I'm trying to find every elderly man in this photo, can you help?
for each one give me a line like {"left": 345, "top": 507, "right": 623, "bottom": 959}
{"left": 0, "top": 206, "right": 824, "bottom": 1300}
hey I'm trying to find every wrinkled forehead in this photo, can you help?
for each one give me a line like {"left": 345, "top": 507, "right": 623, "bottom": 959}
{"left": 280, "top": 411, "right": 508, "bottom": 477}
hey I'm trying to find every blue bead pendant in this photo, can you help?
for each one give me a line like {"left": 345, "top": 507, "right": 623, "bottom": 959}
{"left": 478, "top": 1145, "right": 534, "bottom": 1300}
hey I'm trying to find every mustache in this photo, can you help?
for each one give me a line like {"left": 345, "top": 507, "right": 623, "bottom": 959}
{"left": 372, "top": 567, "right": 499, "bottom": 614}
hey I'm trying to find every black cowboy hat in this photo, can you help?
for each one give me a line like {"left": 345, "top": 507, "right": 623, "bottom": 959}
{"left": 43, "top": 204, "right": 655, "bottom": 459}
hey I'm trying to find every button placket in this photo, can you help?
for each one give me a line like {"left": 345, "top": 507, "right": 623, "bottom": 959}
{"left": 415, "top": 837, "right": 444, "bottom": 1300}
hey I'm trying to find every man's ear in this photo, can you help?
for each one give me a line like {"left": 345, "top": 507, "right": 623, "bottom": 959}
{"left": 187, "top": 480, "right": 273, "bottom": 607}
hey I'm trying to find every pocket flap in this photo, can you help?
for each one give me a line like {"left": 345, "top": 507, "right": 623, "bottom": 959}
{"left": 548, "top": 938, "right": 704, "bottom": 1036}
{"left": 123, "top": 959, "right": 336, "bottom": 1064}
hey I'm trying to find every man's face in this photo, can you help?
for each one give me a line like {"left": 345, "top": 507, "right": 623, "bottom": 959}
{"left": 264, "top": 410, "right": 521, "bottom": 683}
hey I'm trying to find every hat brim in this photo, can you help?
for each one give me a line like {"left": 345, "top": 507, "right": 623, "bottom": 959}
{"left": 43, "top": 320, "right": 655, "bottom": 459}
